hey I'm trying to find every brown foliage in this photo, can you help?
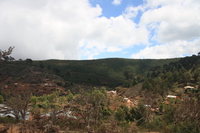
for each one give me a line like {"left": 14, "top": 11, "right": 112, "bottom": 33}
{"left": 16, "top": 120, "right": 60, "bottom": 133}
{"left": 174, "top": 100, "right": 200, "bottom": 131}
{"left": 0, "top": 46, "right": 15, "bottom": 61}
{"left": 5, "top": 90, "right": 31, "bottom": 120}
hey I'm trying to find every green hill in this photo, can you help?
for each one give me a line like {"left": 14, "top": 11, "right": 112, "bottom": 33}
{"left": 9, "top": 56, "right": 200, "bottom": 89}
{"left": 5, "top": 56, "right": 200, "bottom": 88}
{"left": 29, "top": 58, "right": 180, "bottom": 87}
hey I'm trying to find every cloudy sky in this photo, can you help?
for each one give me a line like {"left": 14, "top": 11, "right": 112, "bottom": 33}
{"left": 0, "top": 0, "right": 200, "bottom": 60}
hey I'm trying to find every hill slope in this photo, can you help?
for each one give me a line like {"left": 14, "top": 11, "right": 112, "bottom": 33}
{"left": 31, "top": 58, "right": 180, "bottom": 87}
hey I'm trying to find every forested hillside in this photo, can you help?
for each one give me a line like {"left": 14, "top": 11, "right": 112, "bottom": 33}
{"left": 32, "top": 58, "right": 179, "bottom": 87}
{"left": 143, "top": 55, "right": 200, "bottom": 95}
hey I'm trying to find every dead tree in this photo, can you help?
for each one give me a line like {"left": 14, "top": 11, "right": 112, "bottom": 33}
{"left": 5, "top": 90, "right": 31, "bottom": 120}
{"left": 0, "top": 46, "right": 15, "bottom": 61}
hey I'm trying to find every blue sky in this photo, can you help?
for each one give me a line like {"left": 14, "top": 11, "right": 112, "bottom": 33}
{"left": 0, "top": 0, "right": 200, "bottom": 60}
{"left": 90, "top": 0, "right": 143, "bottom": 18}
{"left": 88, "top": 0, "right": 144, "bottom": 59}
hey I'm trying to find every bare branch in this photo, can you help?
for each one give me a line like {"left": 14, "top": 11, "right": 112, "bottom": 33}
{"left": 0, "top": 46, "right": 15, "bottom": 61}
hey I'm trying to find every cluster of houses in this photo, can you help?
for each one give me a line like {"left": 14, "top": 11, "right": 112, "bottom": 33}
{"left": 107, "top": 85, "right": 197, "bottom": 112}
{"left": 0, "top": 104, "right": 77, "bottom": 121}
{"left": 41, "top": 110, "right": 77, "bottom": 120}
{"left": 0, "top": 104, "right": 30, "bottom": 120}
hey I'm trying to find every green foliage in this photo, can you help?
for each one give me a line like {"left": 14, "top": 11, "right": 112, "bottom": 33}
{"left": 101, "top": 107, "right": 112, "bottom": 118}
{"left": 129, "top": 106, "right": 144, "bottom": 124}
{"left": 41, "top": 100, "right": 50, "bottom": 109}
{"left": 176, "top": 121, "right": 198, "bottom": 133}
{"left": 41, "top": 58, "right": 179, "bottom": 87}
{"left": 115, "top": 103, "right": 145, "bottom": 125}
{"left": 142, "top": 55, "right": 200, "bottom": 95}
{"left": 0, "top": 117, "right": 18, "bottom": 124}
{"left": 145, "top": 116, "right": 165, "bottom": 131}
{"left": 142, "top": 79, "right": 153, "bottom": 91}
{"left": 67, "top": 90, "right": 73, "bottom": 102}
{"left": 72, "top": 88, "right": 110, "bottom": 126}
{"left": 30, "top": 91, "right": 63, "bottom": 114}
{"left": 193, "top": 68, "right": 200, "bottom": 82}
{"left": 0, "top": 95, "right": 4, "bottom": 104}
{"left": 162, "top": 104, "right": 176, "bottom": 124}
{"left": 100, "top": 86, "right": 107, "bottom": 95}
{"left": 159, "top": 102, "right": 165, "bottom": 112}
{"left": 39, "top": 61, "right": 44, "bottom": 69}
{"left": 115, "top": 106, "right": 127, "bottom": 122}
{"left": 26, "top": 58, "right": 33, "bottom": 65}
{"left": 30, "top": 96, "right": 38, "bottom": 105}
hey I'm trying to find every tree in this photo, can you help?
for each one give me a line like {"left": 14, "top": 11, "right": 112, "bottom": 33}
{"left": 115, "top": 106, "right": 127, "bottom": 122}
{"left": 181, "top": 72, "right": 191, "bottom": 84}
{"left": 47, "top": 65, "right": 51, "bottom": 70}
{"left": 5, "top": 91, "right": 31, "bottom": 120}
{"left": 0, "top": 46, "right": 15, "bottom": 61}
{"left": 129, "top": 106, "right": 144, "bottom": 124}
{"left": 115, "top": 104, "right": 138, "bottom": 123}
{"left": 124, "top": 71, "right": 129, "bottom": 80}
{"left": 26, "top": 58, "right": 33, "bottom": 65}
{"left": 169, "top": 100, "right": 200, "bottom": 132}
{"left": 193, "top": 68, "right": 200, "bottom": 82}
{"left": 173, "top": 71, "right": 181, "bottom": 83}
{"left": 30, "top": 91, "right": 64, "bottom": 123}
{"left": 72, "top": 88, "right": 110, "bottom": 126}
{"left": 0, "top": 95, "right": 4, "bottom": 104}
{"left": 142, "top": 79, "right": 153, "bottom": 91}
{"left": 67, "top": 90, "right": 73, "bottom": 102}
{"left": 39, "top": 61, "right": 44, "bottom": 69}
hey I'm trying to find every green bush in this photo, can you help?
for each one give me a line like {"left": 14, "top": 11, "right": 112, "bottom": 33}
{"left": 0, "top": 117, "right": 18, "bottom": 124}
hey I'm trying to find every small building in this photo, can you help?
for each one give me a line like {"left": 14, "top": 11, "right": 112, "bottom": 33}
{"left": 144, "top": 104, "right": 151, "bottom": 107}
{"left": 0, "top": 104, "right": 6, "bottom": 108}
{"left": 167, "top": 95, "right": 177, "bottom": 98}
{"left": 0, "top": 113, "right": 5, "bottom": 117}
{"left": 184, "top": 86, "right": 194, "bottom": 90}
{"left": 132, "top": 100, "right": 139, "bottom": 106}
{"left": 5, "top": 114, "right": 15, "bottom": 118}
{"left": 107, "top": 90, "right": 117, "bottom": 96}
{"left": 123, "top": 98, "right": 129, "bottom": 101}
{"left": 57, "top": 111, "right": 77, "bottom": 119}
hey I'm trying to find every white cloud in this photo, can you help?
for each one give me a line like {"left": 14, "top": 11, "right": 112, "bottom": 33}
{"left": 123, "top": 5, "right": 144, "bottom": 19}
{"left": 0, "top": 0, "right": 102, "bottom": 60}
{"left": 112, "top": 0, "right": 122, "bottom": 6}
{"left": 141, "top": 0, "right": 200, "bottom": 43}
{"left": 78, "top": 14, "right": 149, "bottom": 59}
{"left": 131, "top": 38, "right": 200, "bottom": 59}
{"left": 129, "top": 0, "right": 200, "bottom": 59}
{"left": 0, "top": 0, "right": 199, "bottom": 60}
{"left": 0, "top": 0, "right": 149, "bottom": 60}
{"left": 106, "top": 46, "right": 122, "bottom": 52}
